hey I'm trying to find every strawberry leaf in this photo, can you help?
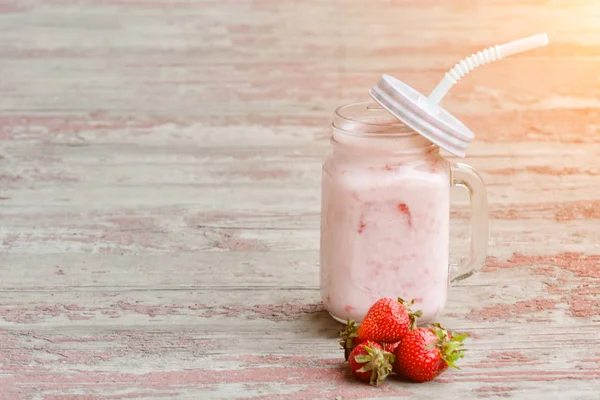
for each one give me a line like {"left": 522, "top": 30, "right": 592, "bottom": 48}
{"left": 354, "top": 355, "right": 372, "bottom": 363}
{"left": 364, "top": 345, "right": 376, "bottom": 356}
{"left": 435, "top": 329, "right": 445, "bottom": 340}
{"left": 445, "top": 359, "right": 460, "bottom": 369}
{"left": 357, "top": 364, "right": 374, "bottom": 373}
{"left": 452, "top": 333, "right": 470, "bottom": 342}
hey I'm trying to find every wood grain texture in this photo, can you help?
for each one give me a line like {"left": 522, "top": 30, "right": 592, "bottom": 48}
{"left": 1, "top": 0, "right": 600, "bottom": 399}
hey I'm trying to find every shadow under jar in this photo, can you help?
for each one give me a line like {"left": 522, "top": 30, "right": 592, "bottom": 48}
{"left": 320, "top": 102, "right": 488, "bottom": 324}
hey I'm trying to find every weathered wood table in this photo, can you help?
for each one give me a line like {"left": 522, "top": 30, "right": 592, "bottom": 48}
{"left": 1, "top": 1, "right": 599, "bottom": 399}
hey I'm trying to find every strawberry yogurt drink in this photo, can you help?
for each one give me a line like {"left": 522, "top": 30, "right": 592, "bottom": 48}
{"left": 320, "top": 102, "right": 488, "bottom": 324}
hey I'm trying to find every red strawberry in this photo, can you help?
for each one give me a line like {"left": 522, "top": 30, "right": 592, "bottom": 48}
{"left": 393, "top": 324, "right": 469, "bottom": 382}
{"left": 348, "top": 341, "right": 395, "bottom": 386}
{"left": 339, "top": 298, "right": 420, "bottom": 360}
{"left": 357, "top": 297, "right": 422, "bottom": 343}
{"left": 339, "top": 325, "right": 399, "bottom": 361}
{"left": 383, "top": 341, "right": 401, "bottom": 353}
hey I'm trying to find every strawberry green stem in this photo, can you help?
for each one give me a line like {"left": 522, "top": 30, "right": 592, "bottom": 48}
{"left": 430, "top": 323, "right": 469, "bottom": 369}
{"left": 339, "top": 319, "right": 359, "bottom": 361}
{"left": 398, "top": 297, "right": 423, "bottom": 330}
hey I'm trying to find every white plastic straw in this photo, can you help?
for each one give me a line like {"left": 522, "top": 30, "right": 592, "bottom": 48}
{"left": 428, "top": 34, "right": 549, "bottom": 104}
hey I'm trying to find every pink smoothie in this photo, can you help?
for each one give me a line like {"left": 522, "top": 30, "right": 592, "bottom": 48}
{"left": 320, "top": 110, "right": 451, "bottom": 323}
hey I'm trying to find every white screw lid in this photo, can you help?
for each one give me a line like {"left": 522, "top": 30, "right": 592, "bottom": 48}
{"left": 369, "top": 74, "right": 474, "bottom": 157}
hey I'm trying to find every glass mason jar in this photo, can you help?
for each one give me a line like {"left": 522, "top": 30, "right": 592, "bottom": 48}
{"left": 320, "top": 102, "right": 488, "bottom": 324}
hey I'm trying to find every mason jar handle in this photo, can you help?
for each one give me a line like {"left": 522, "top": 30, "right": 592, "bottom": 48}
{"left": 450, "top": 163, "right": 489, "bottom": 282}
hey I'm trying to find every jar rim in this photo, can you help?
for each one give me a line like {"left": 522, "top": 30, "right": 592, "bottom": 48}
{"left": 333, "top": 101, "right": 417, "bottom": 137}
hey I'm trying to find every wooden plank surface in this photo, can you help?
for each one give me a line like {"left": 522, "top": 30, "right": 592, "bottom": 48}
{"left": 1, "top": 0, "right": 599, "bottom": 399}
